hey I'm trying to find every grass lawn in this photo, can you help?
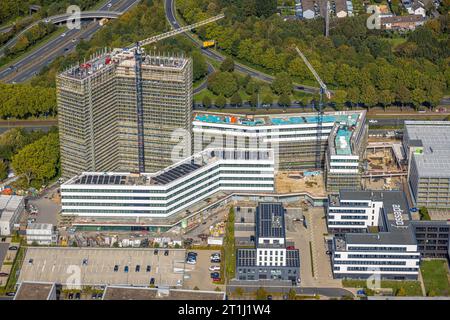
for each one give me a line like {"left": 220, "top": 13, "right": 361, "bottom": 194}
{"left": 421, "top": 260, "right": 450, "bottom": 296}
{"left": 342, "top": 279, "right": 423, "bottom": 296}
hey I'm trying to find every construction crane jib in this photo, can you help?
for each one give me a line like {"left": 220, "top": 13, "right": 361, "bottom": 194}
{"left": 131, "top": 13, "right": 224, "bottom": 172}
{"left": 129, "top": 14, "right": 225, "bottom": 49}
{"left": 294, "top": 46, "right": 331, "bottom": 99}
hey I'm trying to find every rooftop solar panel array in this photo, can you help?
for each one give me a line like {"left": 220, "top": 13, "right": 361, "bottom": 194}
{"left": 255, "top": 203, "right": 286, "bottom": 240}
{"left": 236, "top": 249, "right": 256, "bottom": 267}
{"left": 74, "top": 175, "right": 127, "bottom": 185}
{"left": 152, "top": 161, "right": 202, "bottom": 185}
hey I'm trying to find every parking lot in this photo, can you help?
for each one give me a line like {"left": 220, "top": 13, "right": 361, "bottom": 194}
{"left": 18, "top": 247, "right": 186, "bottom": 288}
{"left": 183, "top": 250, "right": 223, "bottom": 291}
{"left": 27, "top": 197, "right": 60, "bottom": 226}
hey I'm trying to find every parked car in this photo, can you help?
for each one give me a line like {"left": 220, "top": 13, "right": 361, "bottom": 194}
{"left": 0, "top": 272, "right": 9, "bottom": 277}
{"left": 164, "top": 250, "right": 169, "bottom": 256}
{"left": 150, "top": 278, "right": 155, "bottom": 285}
{"left": 210, "top": 258, "right": 221, "bottom": 263}
{"left": 210, "top": 253, "right": 220, "bottom": 260}
{"left": 210, "top": 272, "right": 220, "bottom": 279}
{"left": 5, "top": 292, "right": 15, "bottom": 297}
{"left": 8, "top": 246, "right": 18, "bottom": 250}
{"left": 212, "top": 277, "right": 221, "bottom": 283}
{"left": 209, "top": 265, "right": 220, "bottom": 271}
{"left": 154, "top": 249, "right": 158, "bottom": 255}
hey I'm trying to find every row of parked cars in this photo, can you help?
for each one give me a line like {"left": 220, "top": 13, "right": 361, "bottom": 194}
{"left": 210, "top": 253, "right": 221, "bottom": 282}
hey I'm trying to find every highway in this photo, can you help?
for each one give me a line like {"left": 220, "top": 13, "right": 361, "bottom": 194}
{"left": 0, "top": 0, "right": 140, "bottom": 84}
{"left": 164, "top": 0, "right": 319, "bottom": 95}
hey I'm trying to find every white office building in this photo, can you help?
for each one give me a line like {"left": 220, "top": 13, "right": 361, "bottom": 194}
{"left": 192, "top": 110, "right": 367, "bottom": 175}
{"left": 0, "top": 195, "right": 25, "bottom": 236}
{"left": 26, "top": 223, "right": 57, "bottom": 245}
{"left": 329, "top": 190, "right": 421, "bottom": 280}
{"left": 327, "top": 191, "right": 385, "bottom": 234}
{"left": 61, "top": 149, "right": 275, "bottom": 219}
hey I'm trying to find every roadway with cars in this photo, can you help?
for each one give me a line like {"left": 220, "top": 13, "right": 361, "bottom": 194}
{"left": 164, "top": 0, "right": 319, "bottom": 95}
{"left": 0, "top": 0, "right": 140, "bottom": 84}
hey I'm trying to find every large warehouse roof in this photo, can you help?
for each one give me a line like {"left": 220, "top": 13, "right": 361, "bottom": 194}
{"left": 405, "top": 121, "right": 450, "bottom": 178}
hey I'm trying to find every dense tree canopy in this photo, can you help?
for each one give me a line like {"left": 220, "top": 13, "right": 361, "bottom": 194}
{"left": 0, "top": 83, "right": 56, "bottom": 119}
{"left": 0, "top": 128, "right": 49, "bottom": 161}
{"left": 177, "top": 0, "right": 450, "bottom": 109}
{"left": 11, "top": 132, "right": 60, "bottom": 188}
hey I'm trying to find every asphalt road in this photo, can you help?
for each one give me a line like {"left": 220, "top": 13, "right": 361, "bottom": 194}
{"left": 164, "top": 0, "right": 318, "bottom": 95}
{"left": 0, "top": 0, "right": 139, "bottom": 83}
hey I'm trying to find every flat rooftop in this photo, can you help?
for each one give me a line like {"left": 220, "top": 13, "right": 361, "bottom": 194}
{"left": 18, "top": 247, "right": 186, "bottom": 287}
{"left": 335, "top": 190, "right": 416, "bottom": 246}
{"left": 14, "top": 282, "right": 55, "bottom": 300}
{"left": 60, "top": 48, "right": 188, "bottom": 80}
{"left": 0, "top": 195, "right": 23, "bottom": 211}
{"left": 63, "top": 149, "right": 273, "bottom": 187}
{"left": 103, "top": 286, "right": 225, "bottom": 300}
{"left": 405, "top": 121, "right": 450, "bottom": 178}
{"left": 193, "top": 111, "right": 361, "bottom": 128}
{"left": 256, "top": 202, "right": 286, "bottom": 240}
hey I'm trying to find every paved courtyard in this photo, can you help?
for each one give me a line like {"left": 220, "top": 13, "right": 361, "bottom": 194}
{"left": 285, "top": 206, "right": 341, "bottom": 288}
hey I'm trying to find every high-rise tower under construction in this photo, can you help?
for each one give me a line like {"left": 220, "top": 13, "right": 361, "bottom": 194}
{"left": 57, "top": 49, "right": 193, "bottom": 178}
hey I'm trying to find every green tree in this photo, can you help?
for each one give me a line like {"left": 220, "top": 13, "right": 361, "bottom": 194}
{"left": 347, "top": 87, "right": 361, "bottom": 108}
{"left": 332, "top": 90, "right": 347, "bottom": 109}
{"left": 220, "top": 57, "right": 235, "bottom": 72}
{"left": 230, "top": 92, "right": 242, "bottom": 106}
{"left": 0, "top": 160, "right": 8, "bottom": 181}
{"left": 262, "top": 93, "right": 274, "bottom": 107}
{"left": 208, "top": 72, "right": 238, "bottom": 97}
{"left": 11, "top": 132, "right": 59, "bottom": 187}
{"left": 379, "top": 89, "right": 394, "bottom": 110}
{"left": 419, "top": 207, "right": 431, "bottom": 220}
{"left": 250, "top": 92, "right": 258, "bottom": 108}
{"left": 255, "top": 287, "right": 268, "bottom": 300}
{"left": 361, "top": 85, "right": 377, "bottom": 108}
{"left": 215, "top": 94, "right": 227, "bottom": 109}
{"left": 411, "top": 88, "right": 426, "bottom": 110}
{"left": 202, "top": 95, "right": 212, "bottom": 108}
{"left": 271, "top": 72, "right": 293, "bottom": 96}
{"left": 278, "top": 93, "right": 291, "bottom": 107}
{"left": 255, "top": 0, "right": 277, "bottom": 17}
{"left": 396, "top": 86, "right": 411, "bottom": 107}
{"left": 245, "top": 80, "right": 260, "bottom": 95}
{"left": 192, "top": 51, "right": 208, "bottom": 81}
